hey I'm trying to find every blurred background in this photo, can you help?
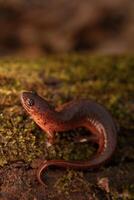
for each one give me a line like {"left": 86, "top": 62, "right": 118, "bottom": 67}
{"left": 0, "top": 0, "right": 134, "bottom": 56}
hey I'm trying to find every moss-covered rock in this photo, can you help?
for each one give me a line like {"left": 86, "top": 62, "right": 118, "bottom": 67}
{"left": 0, "top": 55, "right": 133, "bottom": 199}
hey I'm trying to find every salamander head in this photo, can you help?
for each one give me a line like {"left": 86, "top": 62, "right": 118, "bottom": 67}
{"left": 20, "top": 91, "right": 53, "bottom": 127}
{"left": 21, "top": 91, "right": 51, "bottom": 113}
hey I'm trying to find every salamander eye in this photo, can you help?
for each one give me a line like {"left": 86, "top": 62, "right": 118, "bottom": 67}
{"left": 26, "top": 98, "right": 34, "bottom": 107}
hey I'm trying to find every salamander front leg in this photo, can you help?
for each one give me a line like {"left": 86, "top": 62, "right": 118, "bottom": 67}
{"left": 46, "top": 132, "right": 55, "bottom": 147}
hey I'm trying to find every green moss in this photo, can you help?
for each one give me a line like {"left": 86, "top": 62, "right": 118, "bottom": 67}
{"left": 0, "top": 55, "right": 133, "bottom": 166}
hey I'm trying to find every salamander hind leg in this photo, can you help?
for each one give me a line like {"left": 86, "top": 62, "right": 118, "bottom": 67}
{"left": 73, "top": 135, "right": 99, "bottom": 144}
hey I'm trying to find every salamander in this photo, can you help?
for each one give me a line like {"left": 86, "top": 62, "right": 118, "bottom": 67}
{"left": 20, "top": 91, "right": 117, "bottom": 185}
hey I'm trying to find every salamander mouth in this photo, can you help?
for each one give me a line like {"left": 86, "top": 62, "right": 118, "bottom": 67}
{"left": 20, "top": 91, "right": 32, "bottom": 110}
{"left": 20, "top": 92, "right": 27, "bottom": 105}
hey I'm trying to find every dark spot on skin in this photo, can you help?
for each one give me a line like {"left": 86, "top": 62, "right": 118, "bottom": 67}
{"left": 26, "top": 98, "right": 34, "bottom": 107}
